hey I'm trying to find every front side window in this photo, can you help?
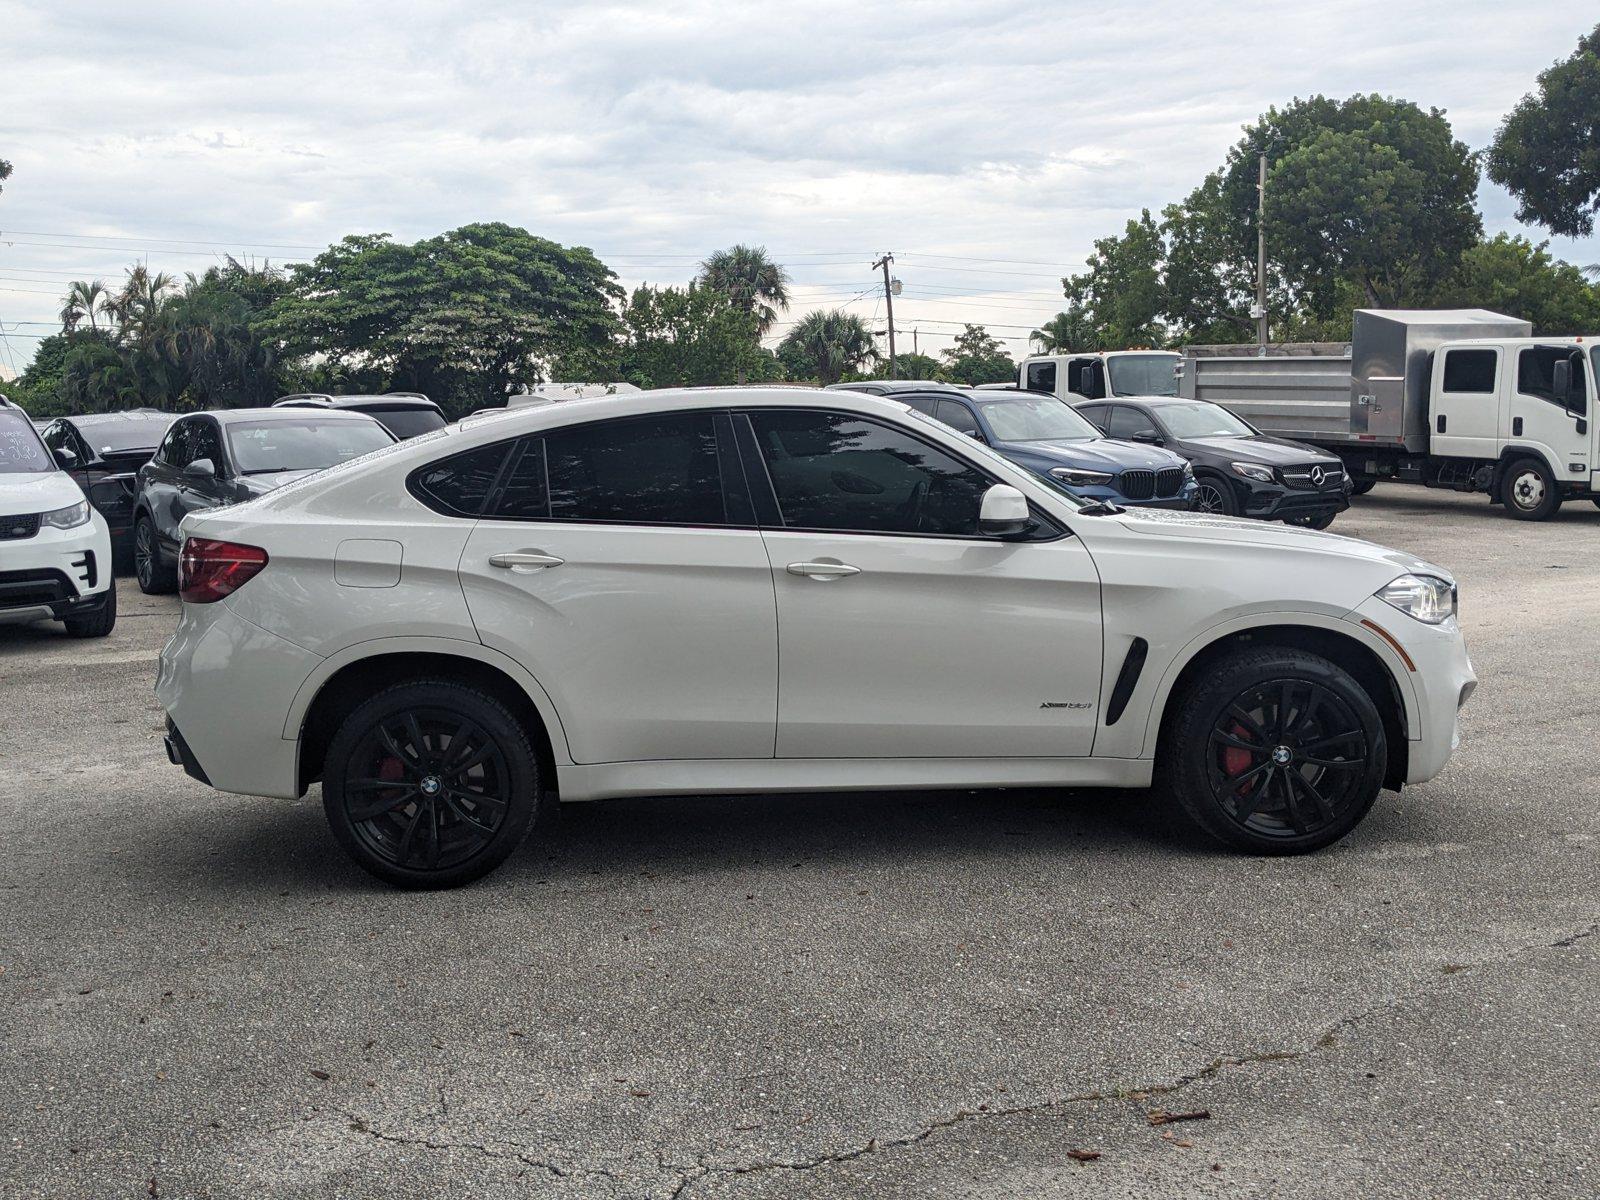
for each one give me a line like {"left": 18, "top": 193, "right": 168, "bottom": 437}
{"left": 933, "top": 398, "right": 983, "bottom": 439}
{"left": 161, "top": 420, "right": 198, "bottom": 468}
{"left": 0, "top": 407, "right": 52, "bottom": 473}
{"left": 747, "top": 410, "right": 994, "bottom": 537}
{"left": 1105, "top": 406, "right": 1159, "bottom": 440}
{"left": 190, "top": 421, "right": 225, "bottom": 472}
{"left": 976, "top": 396, "right": 1098, "bottom": 442}
{"left": 545, "top": 412, "right": 725, "bottom": 525}
{"left": 1442, "top": 349, "right": 1498, "bottom": 394}
{"left": 226, "top": 417, "right": 395, "bottom": 474}
{"left": 1517, "top": 346, "right": 1589, "bottom": 415}
{"left": 1024, "top": 361, "right": 1057, "bottom": 395}
{"left": 1107, "top": 353, "right": 1181, "bottom": 397}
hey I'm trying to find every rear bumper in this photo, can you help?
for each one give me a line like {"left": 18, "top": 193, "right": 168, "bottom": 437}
{"left": 164, "top": 718, "right": 211, "bottom": 785}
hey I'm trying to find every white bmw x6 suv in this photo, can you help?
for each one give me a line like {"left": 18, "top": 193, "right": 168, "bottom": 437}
{"left": 156, "top": 387, "right": 1475, "bottom": 887}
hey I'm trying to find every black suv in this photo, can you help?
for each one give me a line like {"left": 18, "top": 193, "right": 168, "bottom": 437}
{"left": 133, "top": 408, "right": 395, "bottom": 593}
{"left": 273, "top": 392, "right": 447, "bottom": 439}
{"left": 1075, "top": 397, "right": 1351, "bottom": 528}
{"left": 39, "top": 410, "right": 173, "bottom": 569}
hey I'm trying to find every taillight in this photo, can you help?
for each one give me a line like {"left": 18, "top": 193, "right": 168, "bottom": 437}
{"left": 179, "top": 538, "right": 269, "bottom": 603}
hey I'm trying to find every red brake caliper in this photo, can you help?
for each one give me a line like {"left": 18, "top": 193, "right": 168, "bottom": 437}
{"left": 1222, "top": 722, "right": 1254, "bottom": 792}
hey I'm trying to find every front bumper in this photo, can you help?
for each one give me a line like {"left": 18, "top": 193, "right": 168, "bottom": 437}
{"left": 1348, "top": 596, "right": 1476, "bottom": 786}
{"left": 1241, "top": 480, "right": 1351, "bottom": 521}
{"left": 0, "top": 515, "right": 112, "bottom": 624}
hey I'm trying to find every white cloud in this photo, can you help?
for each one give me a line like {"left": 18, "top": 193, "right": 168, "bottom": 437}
{"left": 0, "top": 0, "right": 1595, "bottom": 374}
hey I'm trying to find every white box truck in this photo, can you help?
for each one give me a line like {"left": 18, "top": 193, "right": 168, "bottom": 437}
{"left": 1176, "top": 310, "right": 1598, "bottom": 520}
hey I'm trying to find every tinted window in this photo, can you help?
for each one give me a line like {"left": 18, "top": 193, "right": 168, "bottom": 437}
{"left": 748, "top": 410, "right": 992, "bottom": 537}
{"left": 411, "top": 441, "right": 513, "bottom": 517}
{"left": 545, "top": 412, "right": 725, "bottom": 525}
{"left": 899, "top": 393, "right": 942, "bottom": 417}
{"left": 1024, "top": 361, "right": 1057, "bottom": 394}
{"left": 1442, "top": 349, "right": 1497, "bottom": 394}
{"left": 162, "top": 419, "right": 199, "bottom": 468}
{"left": 934, "top": 399, "right": 982, "bottom": 438}
{"left": 0, "top": 407, "right": 52, "bottom": 473}
{"left": 190, "top": 421, "right": 224, "bottom": 471}
{"left": 1077, "top": 404, "right": 1111, "bottom": 433}
{"left": 1517, "top": 346, "right": 1588, "bottom": 415}
{"left": 226, "top": 417, "right": 395, "bottom": 474}
{"left": 369, "top": 407, "right": 448, "bottom": 439}
{"left": 1106, "top": 406, "right": 1158, "bottom": 440}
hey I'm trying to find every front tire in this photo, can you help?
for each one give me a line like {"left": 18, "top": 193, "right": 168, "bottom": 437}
{"left": 1193, "top": 472, "right": 1239, "bottom": 516}
{"left": 1501, "top": 457, "right": 1561, "bottom": 521}
{"left": 1158, "top": 646, "right": 1387, "bottom": 855}
{"left": 1285, "top": 511, "right": 1337, "bottom": 531}
{"left": 134, "top": 516, "right": 177, "bottom": 594}
{"left": 62, "top": 581, "right": 117, "bottom": 638}
{"left": 322, "top": 681, "right": 540, "bottom": 889}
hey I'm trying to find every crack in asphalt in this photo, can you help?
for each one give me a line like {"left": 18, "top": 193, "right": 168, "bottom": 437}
{"left": 325, "top": 921, "right": 1597, "bottom": 1197}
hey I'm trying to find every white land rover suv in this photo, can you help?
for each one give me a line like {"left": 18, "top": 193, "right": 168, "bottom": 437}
{"left": 155, "top": 388, "right": 1475, "bottom": 887}
{"left": 0, "top": 398, "right": 117, "bottom": 637}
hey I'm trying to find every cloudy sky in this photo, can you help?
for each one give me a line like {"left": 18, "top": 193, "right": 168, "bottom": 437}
{"left": 1, "top": 0, "right": 1596, "bottom": 376}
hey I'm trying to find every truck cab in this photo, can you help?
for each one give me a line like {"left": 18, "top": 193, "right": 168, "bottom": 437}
{"left": 1019, "top": 350, "right": 1183, "bottom": 403}
{"left": 1428, "top": 337, "right": 1597, "bottom": 518}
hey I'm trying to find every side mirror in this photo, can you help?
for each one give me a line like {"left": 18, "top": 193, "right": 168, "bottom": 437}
{"left": 1553, "top": 359, "right": 1571, "bottom": 406}
{"left": 184, "top": 458, "right": 217, "bottom": 480}
{"left": 53, "top": 447, "right": 80, "bottom": 469}
{"left": 978, "top": 483, "right": 1030, "bottom": 537}
{"left": 962, "top": 428, "right": 986, "bottom": 442}
{"left": 1131, "top": 429, "right": 1163, "bottom": 445}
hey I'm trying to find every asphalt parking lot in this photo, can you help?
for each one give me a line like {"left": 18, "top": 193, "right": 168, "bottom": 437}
{"left": 2, "top": 486, "right": 1597, "bottom": 1199}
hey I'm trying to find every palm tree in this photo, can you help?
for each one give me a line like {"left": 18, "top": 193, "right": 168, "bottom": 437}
{"left": 778, "top": 310, "right": 877, "bottom": 385}
{"left": 698, "top": 245, "right": 792, "bottom": 337}
{"left": 108, "top": 266, "right": 177, "bottom": 347}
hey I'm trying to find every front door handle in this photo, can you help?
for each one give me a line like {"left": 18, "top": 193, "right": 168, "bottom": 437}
{"left": 787, "top": 560, "right": 861, "bottom": 580}
{"left": 489, "top": 551, "right": 565, "bottom": 572}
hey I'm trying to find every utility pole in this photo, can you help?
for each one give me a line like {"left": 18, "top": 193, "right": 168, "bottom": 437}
{"left": 873, "top": 253, "right": 897, "bottom": 379}
{"left": 912, "top": 327, "right": 919, "bottom": 356}
{"left": 1254, "top": 151, "right": 1268, "bottom": 353}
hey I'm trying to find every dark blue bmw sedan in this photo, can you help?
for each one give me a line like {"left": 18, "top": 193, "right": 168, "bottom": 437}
{"left": 830, "top": 382, "right": 1196, "bottom": 509}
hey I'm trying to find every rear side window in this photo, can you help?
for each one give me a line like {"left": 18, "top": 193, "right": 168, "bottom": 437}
{"left": 746, "top": 409, "right": 992, "bottom": 537}
{"left": 411, "top": 442, "right": 514, "bottom": 517}
{"left": 544, "top": 412, "right": 725, "bottom": 525}
{"left": 1442, "top": 349, "right": 1497, "bottom": 394}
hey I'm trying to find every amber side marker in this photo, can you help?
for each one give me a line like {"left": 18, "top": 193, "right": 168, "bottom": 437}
{"left": 1360, "top": 619, "right": 1417, "bottom": 672}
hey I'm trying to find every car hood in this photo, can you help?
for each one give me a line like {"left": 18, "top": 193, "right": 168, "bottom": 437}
{"left": 237, "top": 469, "right": 319, "bottom": 494}
{"left": 1186, "top": 434, "right": 1339, "bottom": 466}
{"left": 0, "top": 470, "right": 83, "bottom": 517}
{"left": 1108, "top": 505, "right": 1447, "bottom": 579}
{"left": 1001, "top": 438, "right": 1183, "bottom": 471}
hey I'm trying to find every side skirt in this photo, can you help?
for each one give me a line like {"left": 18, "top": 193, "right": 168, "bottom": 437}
{"left": 557, "top": 756, "right": 1154, "bottom": 803}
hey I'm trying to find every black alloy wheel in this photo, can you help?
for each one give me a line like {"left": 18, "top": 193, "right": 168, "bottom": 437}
{"left": 323, "top": 682, "right": 539, "bottom": 888}
{"left": 1193, "top": 474, "right": 1237, "bottom": 516}
{"left": 135, "top": 517, "right": 176, "bottom": 594}
{"left": 1159, "top": 646, "right": 1386, "bottom": 854}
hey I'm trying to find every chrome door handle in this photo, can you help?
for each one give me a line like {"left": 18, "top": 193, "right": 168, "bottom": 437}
{"left": 489, "top": 551, "right": 565, "bottom": 572}
{"left": 787, "top": 560, "right": 861, "bottom": 580}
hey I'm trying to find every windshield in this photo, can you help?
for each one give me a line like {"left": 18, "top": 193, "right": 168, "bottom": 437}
{"left": 1155, "top": 401, "right": 1256, "bottom": 439}
{"left": 227, "top": 418, "right": 395, "bottom": 474}
{"left": 1107, "top": 353, "right": 1181, "bottom": 397}
{"left": 977, "top": 396, "right": 1100, "bottom": 442}
{"left": 0, "top": 408, "right": 53, "bottom": 473}
{"left": 369, "top": 407, "right": 448, "bottom": 439}
{"left": 75, "top": 416, "right": 171, "bottom": 454}
{"left": 902, "top": 408, "right": 1094, "bottom": 510}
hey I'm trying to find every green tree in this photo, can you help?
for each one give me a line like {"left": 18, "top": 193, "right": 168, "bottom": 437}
{"left": 1487, "top": 24, "right": 1600, "bottom": 237}
{"left": 777, "top": 310, "right": 876, "bottom": 384}
{"left": 1431, "top": 234, "right": 1600, "bottom": 334}
{"left": 0, "top": 156, "right": 10, "bottom": 196}
{"left": 860, "top": 351, "right": 944, "bottom": 381}
{"left": 1060, "top": 210, "right": 1169, "bottom": 349}
{"left": 620, "top": 283, "right": 764, "bottom": 388}
{"left": 697, "top": 245, "right": 792, "bottom": 337}
{"left": 940, "top": 324, "right": 1016, "bottom": 386}
{"left": 260, "top": 223, "right": 624, "bottom": 416}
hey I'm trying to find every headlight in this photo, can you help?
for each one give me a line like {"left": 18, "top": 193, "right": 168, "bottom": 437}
{"left": 1230, "top": 462, "right": 1275, "bottom": 483}
{"left": 1181, "top": 461, "right": 1194, "bottom": 477}
{"left": 1376, "top": 574, "right": 1457, "bottom": 624}
{"left": 41, "top": 500, "right": 91, "bottom": 530}
{"left": 1050, "top": 467, "right": 1114, "bottom": 486}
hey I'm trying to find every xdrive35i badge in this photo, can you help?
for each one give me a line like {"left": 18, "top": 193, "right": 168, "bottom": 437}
{"left": 1040, "top": 701, "right": 1092, "bottom": 710}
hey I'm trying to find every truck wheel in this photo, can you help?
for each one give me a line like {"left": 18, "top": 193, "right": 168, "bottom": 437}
{"left": 1158, "top": 646, "right": 1387, "bottom": 855}
{"left": 1500, "top": 458, "right": 1561, "bottom": 521}
{"left": 134, "top": 516, "right": 178, "bottom": 594}
{"left": 1193, "top": 473, "right": 1238, "bottom": 516}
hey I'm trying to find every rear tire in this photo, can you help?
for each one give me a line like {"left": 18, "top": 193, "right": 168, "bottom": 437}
{"left": 62, "top": 580, "right": 117, "bottom": 638}
{"left": 1500, "top": 457, "right": 1561, "bottom": 521}
{"left": 323, "top": 681, "right": 540, "bottom": 889}
{"left": 1157, "top": 646, "right": 1387, "bottom": 855}
{"left": 134, "top": 516, "right": 177, "bottom": 594}
{"left": 1193, "top": 473, "right": 1239, "bottom": 516}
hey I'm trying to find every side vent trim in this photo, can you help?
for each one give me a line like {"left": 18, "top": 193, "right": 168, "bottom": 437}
{"left": 1105, "top": 637, "right": 1148, "bottom": 727}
